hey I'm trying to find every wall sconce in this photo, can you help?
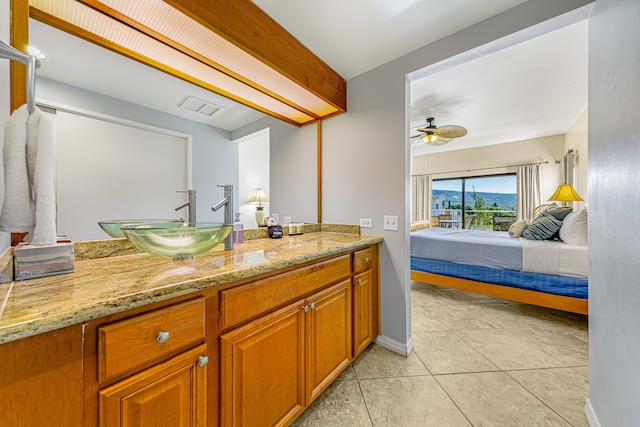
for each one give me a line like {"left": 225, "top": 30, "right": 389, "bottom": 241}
{"left": 247, "top": 188, "right": 269, "bottom": 227}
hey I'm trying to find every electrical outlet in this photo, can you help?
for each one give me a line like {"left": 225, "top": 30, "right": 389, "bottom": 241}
{"left": 283, "top": 216, "right": 292, "bottom": 225}
{"left": 383, "top": 215, "right": 399, "bottom": 231}
{"left": 360, "top": 218, "right": 373, "bottom": 228}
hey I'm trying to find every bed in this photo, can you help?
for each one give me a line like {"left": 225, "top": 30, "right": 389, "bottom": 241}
{"left": 410, "top": 226, "right": 588, "bottom": 314}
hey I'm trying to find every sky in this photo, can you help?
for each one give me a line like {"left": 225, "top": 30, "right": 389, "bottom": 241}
{"left": 432, "top": 175, "right": 516, "bottom": 194}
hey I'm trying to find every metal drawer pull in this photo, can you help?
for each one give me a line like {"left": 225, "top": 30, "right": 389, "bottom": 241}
{"left": 364, "top": 257, "right": 370, "bottom": 263}
{"left": 302, "top": 305, "right": 309, "bottom": 312}
{"left": 356, "top": 279, "right": 363, "bottom": 284}
{"left": 309, "top": 302, "right": 315, "bottom": 310}
{"left": 198, "top": 356, "right": 209, "bottom": 368}
{"left": 156, "top": 331, "right": 170, "bottom": 344}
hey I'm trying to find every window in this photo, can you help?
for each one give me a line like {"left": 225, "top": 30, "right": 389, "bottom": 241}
{"left": 432, "top": 174, "right": 517, "bottom": 230}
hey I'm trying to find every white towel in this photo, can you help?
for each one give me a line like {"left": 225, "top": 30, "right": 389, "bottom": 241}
{"left": 25, "top": 107, "right": 56, "bottom": 245}
{"left": 0, "top": 104, "right": 35, "bottom": 232}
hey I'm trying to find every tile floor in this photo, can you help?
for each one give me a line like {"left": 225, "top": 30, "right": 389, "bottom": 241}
{"left": 292, "top": 281, "right": 589, "bottom": 427}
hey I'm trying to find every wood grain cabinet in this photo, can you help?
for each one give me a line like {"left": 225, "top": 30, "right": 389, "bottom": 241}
{"left": 352, "top": 247, "right": 377, "bottom": 357}
{"left": 97, "top": 298, "right": 208, "bottom": 427}
{"left": 220, "top": 280, "right": 352, "bottom": 427}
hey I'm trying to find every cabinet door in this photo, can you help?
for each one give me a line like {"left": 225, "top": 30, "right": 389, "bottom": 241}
{"left": 306, "top": 280, "right": 352, "bottom": 403}
{"left": 220, "top": 301, "right": 306, "bottom": 427}
{"left": 353, "top": 270, "right": 374, "bottom": 356}
{"left": 99, "top": 344, "right": 207, "bottom": 427}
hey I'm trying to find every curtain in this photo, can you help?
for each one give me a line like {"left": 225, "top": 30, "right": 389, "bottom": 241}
{"left": 411, "top": 175, "right": 431, "bottom": 222}
{"left": 516, "top": 165, "right": 541, "bottom": 221}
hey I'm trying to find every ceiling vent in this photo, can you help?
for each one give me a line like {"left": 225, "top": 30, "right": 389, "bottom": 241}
{"left": 179, "top": 96, "right": 224, "bottom": 116}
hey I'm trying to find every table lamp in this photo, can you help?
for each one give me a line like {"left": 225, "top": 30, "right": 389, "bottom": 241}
{"left": 548, "top": 184, "right": 583, "bottom": 207}
{"left": 248, "top": 188, "right": 269, "bottom": 227}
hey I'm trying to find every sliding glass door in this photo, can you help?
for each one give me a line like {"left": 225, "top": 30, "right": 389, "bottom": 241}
{"left": 432, "top": 174, "right": 517, "bottom": 230}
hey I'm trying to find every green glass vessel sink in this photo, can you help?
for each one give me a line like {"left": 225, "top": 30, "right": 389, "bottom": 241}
{"left": 98, "top": 219, "right": 184, "bottom": 238}
{"left": 121, "top": 222, "right": 232, "bottom": 260}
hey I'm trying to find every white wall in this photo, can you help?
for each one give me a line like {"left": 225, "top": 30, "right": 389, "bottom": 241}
{"left": 587, "top": 0, "right": 640, "bottom": 425}
{"left": 233, "top": 117, "right": 317, "bottom": 224}
{"left": 564, "top": 107, "right": 588, "bottom": 210}
{"left": 0, "top": 0, "right": 12, "bottom": 253}
{"left": 321, "top": 0, "right": 594, "bottom": 354}
{"left": 237, "top": 129, "right": 270, "bottom": 229}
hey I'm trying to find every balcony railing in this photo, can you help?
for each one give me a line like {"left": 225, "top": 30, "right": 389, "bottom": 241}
{"left": 431, "top": 209, "right": 517, "bottom": 231}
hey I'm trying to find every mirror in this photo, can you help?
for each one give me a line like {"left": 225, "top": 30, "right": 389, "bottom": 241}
{"left": 28, "top": 18, "right": 318, "bottom": 240}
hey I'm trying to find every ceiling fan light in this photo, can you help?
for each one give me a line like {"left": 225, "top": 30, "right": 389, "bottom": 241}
{"left": 421, "top": 132, "right": 439, "bottom": 143}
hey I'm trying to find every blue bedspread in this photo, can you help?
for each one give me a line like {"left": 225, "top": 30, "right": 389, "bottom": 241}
{"left": 410, "top": 228, "right": 522, "bottom": 270}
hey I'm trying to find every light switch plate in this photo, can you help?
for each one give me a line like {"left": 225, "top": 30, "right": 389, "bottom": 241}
{"left": 360, "top": 218, "right": 373, "bottom": 228}
{"left": 383, "top": 215, "right": 399, "bottom": 231}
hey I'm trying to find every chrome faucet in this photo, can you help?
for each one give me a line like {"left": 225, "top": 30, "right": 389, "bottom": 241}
{"left": 175, "top": 189, "right": 197, "bottom": 224}
{"left": 212, "top": 184, "right": 234, "bottom": 250}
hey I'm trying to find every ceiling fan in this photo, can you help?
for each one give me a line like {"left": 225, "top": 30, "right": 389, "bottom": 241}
{"left": 410, "top": 117, "right": 468, "bottom": 147}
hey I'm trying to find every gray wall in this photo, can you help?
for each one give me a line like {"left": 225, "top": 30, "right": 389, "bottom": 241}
{"left": 588, "top": 0, "right": 640, "bottom": 424}
{"left": 322, "top": 0, "right": 594, "bottom": 353}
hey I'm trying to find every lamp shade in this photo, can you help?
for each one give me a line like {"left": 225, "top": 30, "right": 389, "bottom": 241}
{"left": 548, "top": 184, "right": 584, "bottom": 205}
{"left": 247, "top": 188, "right": 269, "bottom": 206}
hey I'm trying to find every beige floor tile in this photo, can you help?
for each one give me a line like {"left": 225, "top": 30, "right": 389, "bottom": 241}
{"left": 508, "top": 368, "right": 590, "bottom": 427}
{"left": 510, "top": 303, "right": 588, "bottom": 331}
{"left": 412, "top": 331, "right": 499, "bottom": 374}
{"left": 573, "top": 366, "right": 590, "bottom": 378}
{"left": 422, "top": 303, "right": 501, "bottom": 330}
{"left": 291, "top": 380, "right": 372, "bottom": 427}
{"left": 508, "top": 327, "right": 589, "bottom": 367}
{"left": 467, "top": 301, "right": 564, "bottom": 330}
{"left": 337, "top": 364, "right": 356, "bottom": 381}
{"left": 353, "top": 344, "right": 429, "bottom": 379}
{"left": 456, "top": 328, "right": 566, "bottom": 370}
{"left": 360, "top": 376, "right": 472, "bottom": 427}
{"left": 411, "top": 305, "right": 449, "bottom": 332}
{"left": 410, "top": 282, "right": 460, "bottom": 308}
{"left": 436, "top": 371, "right": 572, "bottom": 426}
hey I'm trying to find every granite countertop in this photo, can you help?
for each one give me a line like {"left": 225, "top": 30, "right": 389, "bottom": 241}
{"left": 0, "top": 231, "right": 383, "bottom": 345}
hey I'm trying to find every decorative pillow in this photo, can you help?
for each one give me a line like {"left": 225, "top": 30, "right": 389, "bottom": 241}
{"left": 539, "top": 203, "right": 573, "bottom": 221}
{"left": 559, "top": 208, "right": 588, "bottom": 246}
{"left": 521, "top": 213, "right": 564, "bottom": 240}
{"left": 508, "top": 219, "right": 530, "bottom": 238}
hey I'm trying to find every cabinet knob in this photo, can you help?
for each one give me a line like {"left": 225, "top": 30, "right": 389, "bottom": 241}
{"left": 356, "top": 279, "right": 363, "bottom": 284}
{"left": 156, "top": 331, "right": 170, "bottom": 344}
{"left": 309, "top": 302, "right": 315, "bottom": 310}
{"left": 197, "top": 355, "right": 209, "bottom": 368}
{"left": 364, "top": 257, "right": 370, "bottom": 263}
{"left": 302, "top": 305, "right": 309, "bottom": 312}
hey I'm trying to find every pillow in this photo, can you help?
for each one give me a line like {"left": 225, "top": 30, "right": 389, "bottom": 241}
{"left": 539, "top": 203, "right": 573, "bottom": 221}
{"left": 508, "top": 219, "right": 530, "bottom": 238}
{"left": 559, "top": 208, "right": 588, "bottom": 245}
{"left": 521, "top": 213, "right": 564, "bottom": 240}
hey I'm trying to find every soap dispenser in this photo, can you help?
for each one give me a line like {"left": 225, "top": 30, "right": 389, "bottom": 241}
{"left": 233, "top": 213, "right": 243, "bottom": 244}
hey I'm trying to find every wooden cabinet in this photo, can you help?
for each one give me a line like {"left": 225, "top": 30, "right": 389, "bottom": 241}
{"left": 97, "top": 298, "right": 208, "bottom": 427}
{"left": 352, "top": 247, "right": 378, "bottom": 357}
{"left": 100, "top": 344, "right": 208, "bottom": 427}
{"left": 220, "top": 280, "right": 352, "bottom": 427}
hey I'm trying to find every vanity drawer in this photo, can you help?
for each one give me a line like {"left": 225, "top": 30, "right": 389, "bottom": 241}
{"left": 98, "top": 298, "right": 205, "bottom": 382}
{"left": 220, "top": 255, "right": 350, "bottom": 330}
{"left": 353, "top": 247, "right": 373, "bottom": 274}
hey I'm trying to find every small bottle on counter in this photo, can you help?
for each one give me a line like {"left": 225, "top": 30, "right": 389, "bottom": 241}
{"left": 233, "top": 213, "right": 243, "bottom": 244}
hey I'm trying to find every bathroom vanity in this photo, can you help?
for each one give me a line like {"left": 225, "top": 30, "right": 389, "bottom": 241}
{"left": 0, "top": 229, "right": 381, "bottom": 427}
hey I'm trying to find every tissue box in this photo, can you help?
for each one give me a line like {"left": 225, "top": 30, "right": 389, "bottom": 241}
{"left": 14, "top": 239, "right": 75, "bottom": 280}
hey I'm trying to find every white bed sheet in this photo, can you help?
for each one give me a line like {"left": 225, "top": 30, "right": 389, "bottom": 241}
{"left": 520, "top": 238, "right": 588, "bottom": 279}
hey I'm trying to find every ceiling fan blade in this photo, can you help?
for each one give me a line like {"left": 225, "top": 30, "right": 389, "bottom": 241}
{"left": 410, "top": 134, "right": 421, "bottom": 139}
{"left": 426, "top": 137, "right": 453, "bottom": 146}
{"left": 410, "top": 138, "right": 426, "bottom": 148}
{"left": 416, "top": 127, "right": 442, "bottom": 134}
{"left": 438, "top": 125, "right": 467, "bottom": 138}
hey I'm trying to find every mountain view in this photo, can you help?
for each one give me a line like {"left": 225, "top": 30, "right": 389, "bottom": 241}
{"left": 432, "top": 189, "right": 516, "bottom": 210}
